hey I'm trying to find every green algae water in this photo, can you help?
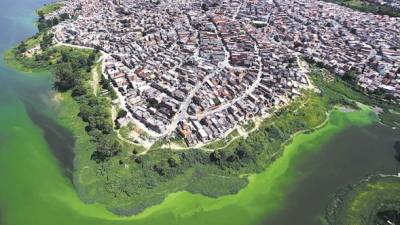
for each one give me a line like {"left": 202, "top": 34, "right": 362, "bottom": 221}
{"left": 0, "top": 1, "right": 399, "bottom": 225}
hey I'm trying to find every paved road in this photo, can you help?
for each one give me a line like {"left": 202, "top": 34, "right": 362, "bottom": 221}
{"left": 161, "top": 18, "right": 231, "bottom": 136}
{"left": 189, "top": 41, "right": 264, "bottom": 120}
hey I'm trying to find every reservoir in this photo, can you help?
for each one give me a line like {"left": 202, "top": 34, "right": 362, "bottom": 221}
{"left": 0, "top": 0, "right": 398, "bottom": 225}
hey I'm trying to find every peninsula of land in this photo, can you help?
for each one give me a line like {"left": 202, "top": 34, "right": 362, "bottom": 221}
{"left": 4, "top": 0, "right": 400, "bottom": 218}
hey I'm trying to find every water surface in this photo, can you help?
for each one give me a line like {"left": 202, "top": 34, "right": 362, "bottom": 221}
{"left": 0, "top": 1, "right": 399, "bottom": 225}
{"left": 262, "top": 123, "right": 400, "bottom": 225}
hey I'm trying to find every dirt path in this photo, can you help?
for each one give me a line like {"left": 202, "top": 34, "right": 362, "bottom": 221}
{"left": 91, "top": 56, "right": 104, "bottom": 96}
{"left": 91, "top": 61, "right": 100, "bottom": 96}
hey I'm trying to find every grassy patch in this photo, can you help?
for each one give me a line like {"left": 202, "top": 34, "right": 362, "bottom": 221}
{"left": 202, "top": 138, "right": 228, "bottom": 150}
{"left": 202, "top": 129, "right": 240, "bottom": 150}
{"left": 119, "top": 123, "right": 134, "bottom": 140}
{"left": 4, "top": 43, "right": 94, "bottom": 74}
{"left": 53, "top": 92, "right": 101, "bottom": 202}
{"left": 242, "top": 120, "right": 256, "bottom": 131}
{"left": 37, "top": 2, "right": 63, "bottom": 15}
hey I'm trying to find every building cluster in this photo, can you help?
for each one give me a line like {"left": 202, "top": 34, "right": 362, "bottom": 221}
{"left": 259, "top": 1, "right": 400, "bottom": 100}
{"left": 49, "top": 0, "right": 399, "bottom": 146}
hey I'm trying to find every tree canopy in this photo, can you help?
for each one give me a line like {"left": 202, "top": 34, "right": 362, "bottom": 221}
{"left": 54, "top": 63, "right": 77, "bottom": 91}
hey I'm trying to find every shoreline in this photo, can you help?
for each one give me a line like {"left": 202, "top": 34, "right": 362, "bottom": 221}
{"left": 6, "top": 3, "right": 399, "bottom": 152}
{"left": 1, "top": 35, "right": 382, "bottom": 215}
{"left": 2, "top": 38, "right": 324, "bottom": 212}
{"left": 2, "top": 48, "right": 51, "bottom": 74}
{"left": 4, "top": 24, "right": 324, "bottom": 152}
{"left": 114, "top": 105, "right": 378, "bottom": 220}
{"left": 2, "top": 1, "right": 398, "bottom": 217}
{"left": 1, "top": 1, "right": 400, "bottom": 225}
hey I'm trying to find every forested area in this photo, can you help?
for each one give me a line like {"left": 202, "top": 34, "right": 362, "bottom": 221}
{"left": 7, "top": 36, "right": 123, "bottom": 162}
{"left": 47, "top": 47, "right": 123, "bottom": 162}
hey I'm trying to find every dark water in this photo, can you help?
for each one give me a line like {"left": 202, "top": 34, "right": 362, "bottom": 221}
{"left": 263, "top": 124, "right": 400, "bottom": 225}
{"left": 376, "top": 210, "right": 400, "bottom": 224}
{"left": 0, "top": 0, "right": 75, "bottom": 177}
{"left": 24, "top": 101, "right": 75, "bottom": 178}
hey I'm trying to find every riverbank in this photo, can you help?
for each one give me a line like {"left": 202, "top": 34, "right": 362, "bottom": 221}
{"left": 310, "top": 66, "right": 400, "bottom": 128}
{"left": 2, "top": 40, "right": 371, "bottom": 216}
{"left": 2, "top": 1, "right": 400, "bottom": 225}
{"left": 3, "top": 1, "right": 399, "bottom": 217}
{"left": 2, "top": 2, "right": 66, "bottom": 74}
{"left": 3, "top": 29, "right": 392, "bottom": 216}
{"left": 3, "top": 37, "right": 48, "bottom": 74}
{"left": 0, "top": 72, "right": 384, "bottom": 225}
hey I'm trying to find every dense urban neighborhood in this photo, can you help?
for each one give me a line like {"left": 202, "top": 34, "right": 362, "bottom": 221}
{"left": 45, "top": 0, "right": 400, "bottom": 146}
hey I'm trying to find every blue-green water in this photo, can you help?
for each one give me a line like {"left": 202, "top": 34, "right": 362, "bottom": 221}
{"left": 0, "top": 1, "right": 399, "bottom": 225}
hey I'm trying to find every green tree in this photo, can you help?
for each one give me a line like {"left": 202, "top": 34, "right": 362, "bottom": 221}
{"left": 117, "top": 109, "right": 127, "bottom": 119}
{"left": 72, "top": 84, "right": 88, "bottom": 97}
{"left": 59, "top": 13, "right": 70, "bottom": 21}
{"left": 91, "top": 134, "right": 121, "bottom": 162}
{"left": 40, "top": 32, "right": 54, "bottom": 50}
{"left": 343, "top": 67, "right": 358, "bottom": 83}
{"left": 210, "top": 150, "right": 225, "bottom": 165}
{"left": 54, "top": 63, "right": 78, "bottom": 91}
{"left": 79, "top": 103, "right": 93, "bottom": 122}
{"left": 16, "top": 41, "right": 27, "bottom": 54}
